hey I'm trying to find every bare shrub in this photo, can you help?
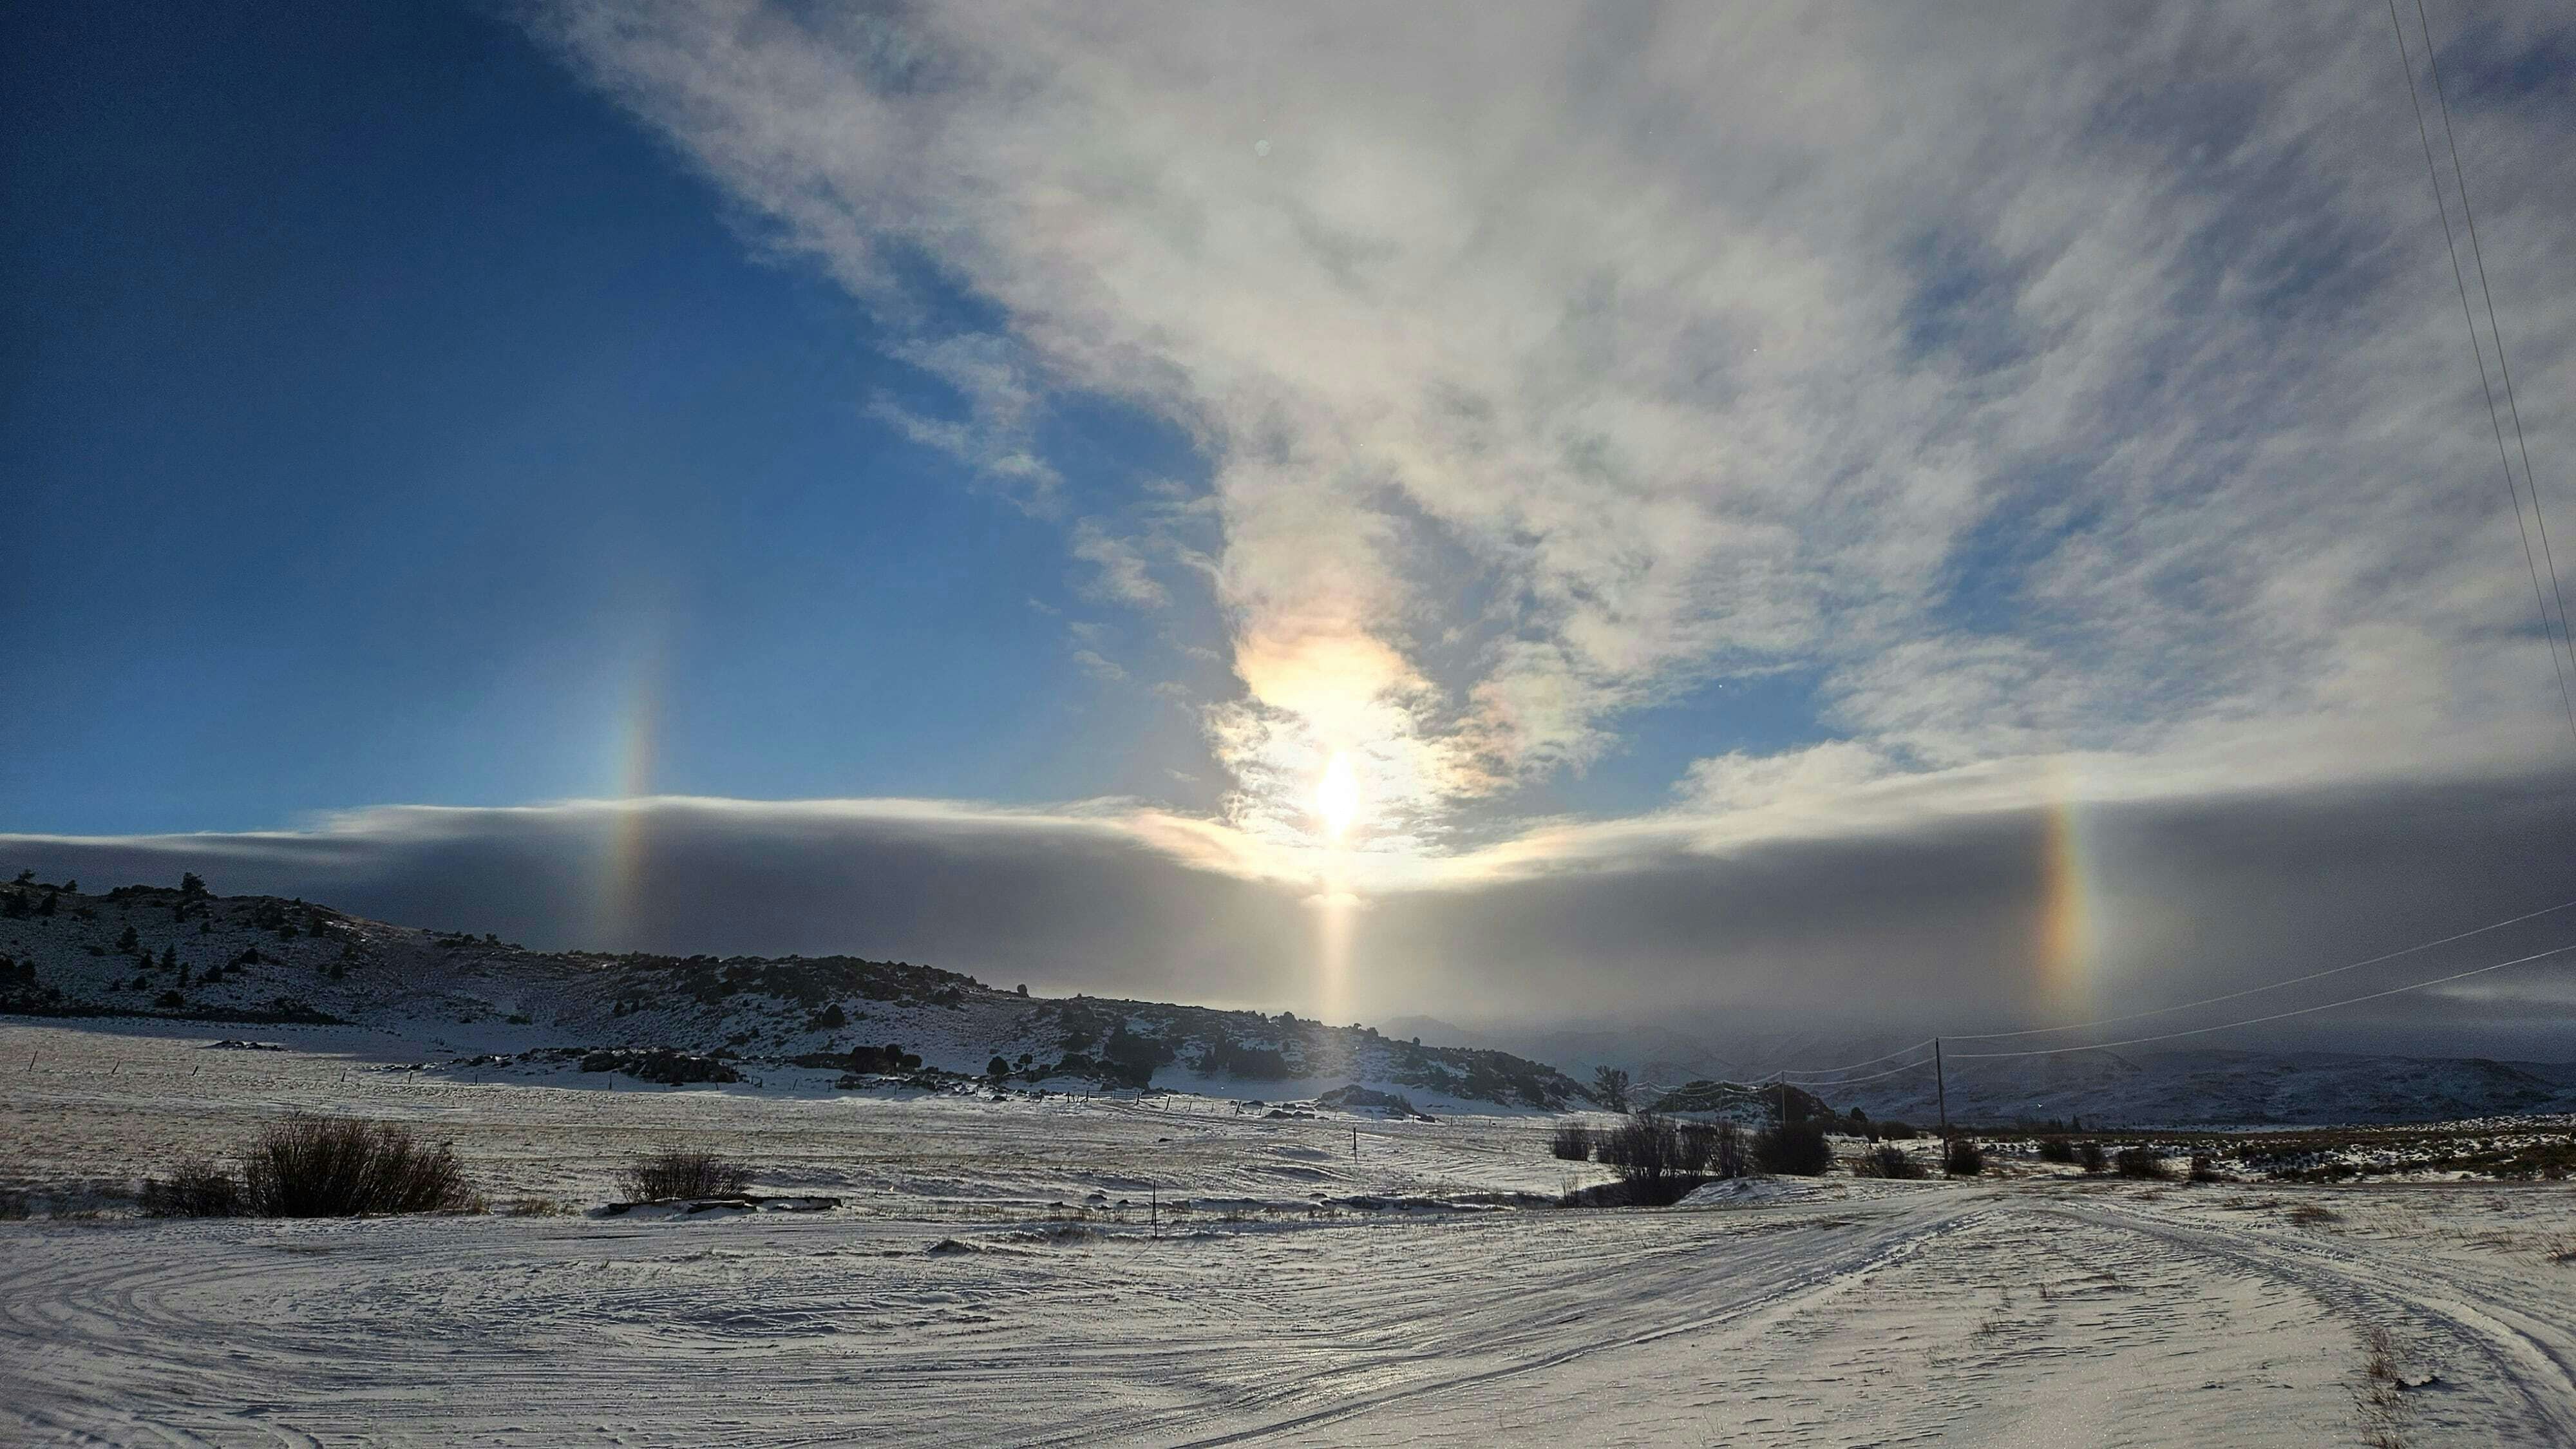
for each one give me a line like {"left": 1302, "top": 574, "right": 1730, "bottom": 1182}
{"left": 241, "top": 1116, "right": 477, "bottom": 1217}
{"left": 1943, "top": 1136, "right": 1985, "bottom": 1177}
{"left": 1600, "top": 1112, "right": 1682, "bottom": 1188}
{"left": 2036, "top": 1137, "right": 2078, "bottom": 1164}
{"left": 620, "top": 1148, "right": 754, "bottom": 1201}
{"left": 1878, "top": 1121, "right": 1919, "bottom": 1141}
{"left": 140, "top": 1159, "right": 240, "bottom": 1217}
{"left": 2077, "top": 1141, "right": 2109, "bottom": 1173}
{"left": 2188, "top": 1153, "right": 2224, "bottom": 1183}
{"left": 1689, "top": 1120, "right": 1748, "bottom": 1179}
{"left": 2286, "top": 1202, "right": 2342, "bottom": 1227}
{"left": 2114, "top": 1146, "right": 2172, "bottom": 1180}
{"left": 1754, "top": 1120, "right": 1832, "bottom": 1177}
{"left": 1549, "top": 1122, "right": 1595, "bottom": 1161}
{"left": 1850, "top": 1145, "right": 1928, "bottom": 1180}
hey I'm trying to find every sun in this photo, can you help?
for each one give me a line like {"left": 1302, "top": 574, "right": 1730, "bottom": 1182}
{"left": 1316, "top": 752, "right": 1359, "bottom": 840}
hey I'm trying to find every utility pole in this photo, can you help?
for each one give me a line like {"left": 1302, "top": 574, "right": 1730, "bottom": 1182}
{"left": 1933, "top": 1037, "right": 1950, "bottom": 1143}
{"left": 1351, "top": 1126, "right": 1359, "bottom": 1167}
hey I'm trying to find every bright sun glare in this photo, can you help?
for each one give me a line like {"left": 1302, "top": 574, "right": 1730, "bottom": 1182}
{"left": 1316, "top": 752, "right": 1359, "bottom": 840}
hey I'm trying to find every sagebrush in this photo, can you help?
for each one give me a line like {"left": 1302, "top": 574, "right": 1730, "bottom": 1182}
{"left": 1944, "top": 1136, "right": 1985, "bottom": 1177}
{"left": 620, "top": 1148, "right": 755, "bottom": 1200}
{"left": 241, "top": 1116, "right": 478, "bottom": 1217}
{"left": 140, "top": 1159, "right": 241, "bottom": 1217}
{"left": 1849, "top": 1145, "right": 1928, "bottom": 1180}
{"left": 1754, "top": 1120, "right": 1831, "bottom": 1177}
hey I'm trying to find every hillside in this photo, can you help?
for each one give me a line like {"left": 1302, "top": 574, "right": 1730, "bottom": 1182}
{"left": 1387, "top": 1018, "right": 2576, "bottom": 1128}
{"left": 1833, "top": 1046, "right": 2576, "bottom": 1128}
{"left": 0, "top": 875, "right": 1590, "bottom": 1111}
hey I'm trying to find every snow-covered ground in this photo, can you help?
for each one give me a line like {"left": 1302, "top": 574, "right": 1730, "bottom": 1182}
{"left": 8, "top": 1019, "right": 2576, "bottom": 1446}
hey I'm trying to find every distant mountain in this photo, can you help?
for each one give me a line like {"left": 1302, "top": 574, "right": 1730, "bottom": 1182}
{"left": 1350, "top": 1016, "right": 2576, "bottom": 1128}
{"left": 1833, "top": 1047, "right": 2576, "bottom": 1128}
{"left": 0, "top": 879, "right": 1589, "bottom": 1111}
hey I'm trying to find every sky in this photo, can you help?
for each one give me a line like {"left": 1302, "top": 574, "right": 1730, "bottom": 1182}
{"left": 7, "top": 3, "right": 2576, "bottom": 1051}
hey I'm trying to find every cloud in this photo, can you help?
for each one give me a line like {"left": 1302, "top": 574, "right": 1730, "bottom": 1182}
{"left": 867, "top": 334, "right": 1061, "bottom": 500}
{"left": 527, "top": 2, "right": 2576, "bottom": 863}
{"left": 1069, "top": 518, "right": 1168, "bottom": 609}
{"left": 9, "top": 764, "right": 2576, "bottom": 1053}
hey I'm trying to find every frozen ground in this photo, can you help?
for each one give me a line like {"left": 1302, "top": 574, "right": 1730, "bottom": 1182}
{"left": 8, "top": 1020, "right": 2576, "bottom": 1446}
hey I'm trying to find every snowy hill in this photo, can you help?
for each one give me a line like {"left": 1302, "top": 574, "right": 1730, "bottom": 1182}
{"left": 1834, "top": 1046, "right": 2576, "bottom": 1128}
{"left": 0, "top": 876, "right": 1589, "bottom": 1111}
{"left": 1383, "top": 1017, "right": 2576, "bottom": 1128}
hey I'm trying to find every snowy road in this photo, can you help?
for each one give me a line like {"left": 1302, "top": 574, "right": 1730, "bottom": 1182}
{"left": 10, "top": 1181, "right": 2573, "bottom": 1446}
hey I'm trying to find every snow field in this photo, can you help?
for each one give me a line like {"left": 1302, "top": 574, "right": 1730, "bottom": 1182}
{"left": 6, "top": 1019, "right": 2576, "bottom": 1445}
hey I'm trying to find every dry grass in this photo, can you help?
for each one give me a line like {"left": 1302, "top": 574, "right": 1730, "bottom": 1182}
{"left": 2286, "top": 1202, "right": 2343, "bottom": 1227}
{"left": 2353, "top": 1323, "right": 2410, "bottom": 1448}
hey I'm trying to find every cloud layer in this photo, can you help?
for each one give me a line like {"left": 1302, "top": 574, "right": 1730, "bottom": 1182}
{"left": 531, "top": 1, "right": 2576, "bottom": 866}
{"left": 10, "top": 765, "right": 2576, "bottom": 1052}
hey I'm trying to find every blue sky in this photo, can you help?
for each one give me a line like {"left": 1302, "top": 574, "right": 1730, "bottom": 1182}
{"left": 4, "top": 3, "right": 1224, "bottom": 834}
{"left": 8, "top": 3, "right": 2576, "bottom": 1036}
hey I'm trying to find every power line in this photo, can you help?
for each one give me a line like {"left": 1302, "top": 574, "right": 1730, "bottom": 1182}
{"left": 1768, "top": 1057, "right": 1938, "bottom": 1090}
{"left": 1944, "top": 895, "right": 2576, "bottom": 1041}
{"left": 2389, "top": 0, "right": 2576, "bottom": 748}
{"left": 1773, "top": 1037, "right": 1937, "bottom": 1081}
{"left": 2416, "top": 0, "right": 2576, "bottom": 701}
{"left": 1947, "top": 940, "right": 2576, "bottom": 1060}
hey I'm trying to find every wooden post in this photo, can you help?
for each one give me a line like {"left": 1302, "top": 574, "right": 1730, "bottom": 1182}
{"left": 1934, "top": 1037, "right": 1950, "bottom": 1143}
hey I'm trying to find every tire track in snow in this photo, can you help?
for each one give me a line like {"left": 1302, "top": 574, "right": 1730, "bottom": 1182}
{"left": 2044, "top": 1196, "right": 2576, "bottom": 1447}
{"left": 1149, "top": 1199, "right": 1994, "bottom": 1448}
